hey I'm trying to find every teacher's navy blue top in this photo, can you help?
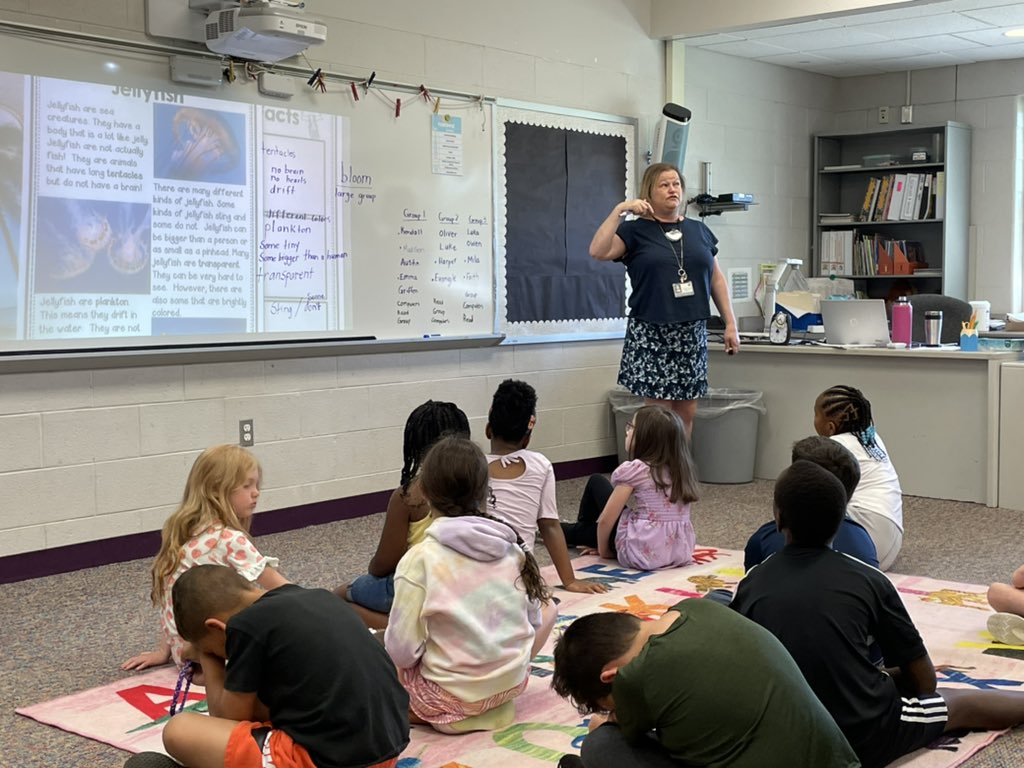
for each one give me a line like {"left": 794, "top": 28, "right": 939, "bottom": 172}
{"left": 616, "top": 216, "right": 718, "bottom": 325}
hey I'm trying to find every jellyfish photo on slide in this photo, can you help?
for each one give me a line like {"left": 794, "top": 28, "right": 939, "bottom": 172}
{"left": 34, "top": 198, "right": 151, "bottom": 294}
{"left": 0, "top": 102, "right": 23, "bottom": 338}
{"left": 154, "top": 104, "right": 246, "bottom": 185}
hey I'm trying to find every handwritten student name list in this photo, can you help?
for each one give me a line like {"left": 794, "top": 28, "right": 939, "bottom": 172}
{"left": 396, "top": 208, "right": 488, "bottom": 330}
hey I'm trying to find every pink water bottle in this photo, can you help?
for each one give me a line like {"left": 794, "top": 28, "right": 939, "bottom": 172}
{"left": 892, "top": 296, "right": 912, "bottom": 346}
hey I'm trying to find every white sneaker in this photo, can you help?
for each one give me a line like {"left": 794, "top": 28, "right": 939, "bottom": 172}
{"left": 987, "top": 612, "right": 1024, "bottom": 645}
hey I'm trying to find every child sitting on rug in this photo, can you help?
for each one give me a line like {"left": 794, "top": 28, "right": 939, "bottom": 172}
{"left": 385, "top": 436, "right": 555, "bottom": 733}
{"left": 744, "top": 435, "right": 878, "bottom": 570}
{"left": 732, "top": 460, "right": 1024, "bottom": 768}
{"left": 987, "top": 566, "right": 1024, "bottom": 645}
{"left": 562, "top": 405, "right": 698, "bottom": 571}
{"left": 122, "top": 444, "right": 288, "bottom": 671}
{"left": 550, "top": 600, "right": 859, "bottom": 768}
{"left": 336, "top": 400, "right": 470, "bottom": 629}
{"left": 159, "top": 564, "right": 408, "bottom": 768}
{"left": 486, "top": 378, "right": 607, "bottom": 594}
{"left": 814, "top": 384, "right": 903, "bottom": 570}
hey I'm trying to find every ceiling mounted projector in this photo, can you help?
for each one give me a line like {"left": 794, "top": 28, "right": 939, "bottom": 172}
{"left": 204, "top": 3, "right": 326, "bottom": 62}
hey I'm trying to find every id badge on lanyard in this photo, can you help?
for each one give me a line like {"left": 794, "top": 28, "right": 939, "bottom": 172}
{"left": 673, "top": 280, "right": 694, "bottom": 298}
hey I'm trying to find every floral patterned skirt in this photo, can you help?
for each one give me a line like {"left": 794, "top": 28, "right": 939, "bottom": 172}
{"left": 617, "top": 316, "right": 708, "bottom": 401}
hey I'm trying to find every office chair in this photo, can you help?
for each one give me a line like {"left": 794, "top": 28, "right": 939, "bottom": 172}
{"left": 908, "top": 294, "right": 973, "bottom": 345}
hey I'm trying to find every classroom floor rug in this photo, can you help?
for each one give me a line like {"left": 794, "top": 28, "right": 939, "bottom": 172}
{"left": 17, "top": 547, "right": 1024, "bottom": 767}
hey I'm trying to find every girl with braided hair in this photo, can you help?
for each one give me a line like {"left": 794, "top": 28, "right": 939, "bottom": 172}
{"left": 814, "top": 385, "right": 904, "bottom": 570}
{"left": 385, "top": 436, "right": 555, "bottom": 733}
{"left": 336, "top": 400, "right": 470, "bottom": 629}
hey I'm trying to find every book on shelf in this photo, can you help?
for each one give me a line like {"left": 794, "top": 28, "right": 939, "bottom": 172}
{"left": 858, "top": 177, "right": 879, "bottom": 221}
{"left": 935, "top": 171, "right": 946, "bottom": 219}
{"left": 847, "top": 234, "right": 928, "bottom": 277}
{"left": 871, "top": 176, "right": 891, "bottom": 222}
{"left": 819, "top": 229, "right": 853, "bottom": 275}
{"left": 820, "top": 212, "right": 855, "bottom": 224}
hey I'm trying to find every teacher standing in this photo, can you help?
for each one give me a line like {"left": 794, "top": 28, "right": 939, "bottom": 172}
{"left": 590, "top": 163, "right": 740, "bottom": 435}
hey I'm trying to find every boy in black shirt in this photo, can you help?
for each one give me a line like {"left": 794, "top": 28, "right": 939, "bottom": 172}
{"left": 732, "top": 460, "right": 1024, "bottom": 768}
{"left": 163, "top": 564, "right": 409, "bottom": 768}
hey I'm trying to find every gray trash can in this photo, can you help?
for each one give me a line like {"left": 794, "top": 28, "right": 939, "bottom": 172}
{"left": 608, "top": 386, "right": 644, "bottom": 465}
{"left": 691, "top": 389, "right": 766, "bottom": 484}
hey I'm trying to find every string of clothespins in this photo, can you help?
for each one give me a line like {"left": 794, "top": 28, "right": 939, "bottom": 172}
{"left": 298, "top": 59, "right": 485, "bottom": 126}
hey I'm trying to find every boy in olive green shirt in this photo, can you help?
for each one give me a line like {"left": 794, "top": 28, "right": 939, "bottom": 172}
{"left": 552, "top": 598, "right": 859, "bottom": 768}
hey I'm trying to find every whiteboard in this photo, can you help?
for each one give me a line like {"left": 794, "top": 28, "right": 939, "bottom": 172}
{"left": 0, "top": 28, "right": 495, "bottom": 356}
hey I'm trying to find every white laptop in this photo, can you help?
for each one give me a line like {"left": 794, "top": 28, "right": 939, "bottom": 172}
{"left": 820, "top": 299, "right": 891, "bottom": 347}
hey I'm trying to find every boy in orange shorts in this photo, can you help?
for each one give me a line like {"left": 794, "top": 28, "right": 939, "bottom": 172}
{"left": 146, "top": 564, "right": 409, "bottom": 768}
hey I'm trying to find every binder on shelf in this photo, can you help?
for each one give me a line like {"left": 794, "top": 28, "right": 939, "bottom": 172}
{"left": 900, "top": 173, "right": 921, "bottom": 220}
{"left": 915, "top": 173, "right": 929, "bottom": 219}
{"left": 887, "top": 174, "right": 908, "bottom": 221}
{"left": 935, "top": 171, "right": 946, "bottom": 219}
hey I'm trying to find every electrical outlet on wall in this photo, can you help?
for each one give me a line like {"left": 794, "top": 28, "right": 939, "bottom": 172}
{"left": 901, "top": 105, "right": 914, "bottom": 124}
{"left": 239, "top": 419, "right": 254, "bottom": 447}
{"left": 878, "top": 106, "right": 890, "bottom": 124}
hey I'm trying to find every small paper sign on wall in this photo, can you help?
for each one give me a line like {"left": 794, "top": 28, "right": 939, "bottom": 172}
{"left": 431, "top": 114, "right": 463, "bottom": 176}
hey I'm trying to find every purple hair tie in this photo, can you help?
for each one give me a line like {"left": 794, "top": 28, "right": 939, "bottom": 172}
{"left": 169, "top": 661, "right": 194, "bottom": 716}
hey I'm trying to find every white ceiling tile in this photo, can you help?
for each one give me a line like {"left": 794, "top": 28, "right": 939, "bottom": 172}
{"left": 678, "top": 33, "right": 745, "bottom": 46}
{"left": 756, "top": 27, "right": 890, "bottom": 52}
{"left": 960, "top": 5, "right": 1024, "bottom": 26}
{"left": 809, "top": 39, "right": 935, "bottom": 62}
{"left": 755, "top": 52, "right": 841, "bottom": 67}
{"left": 905, "top": 33, "right": 995, "bottom": 51}
{"left": 737, "top": 19, "right": 841, "bottom": 40}
{"left": 801, "top": 62, "right": 889, "bottom": 77}
{"left": 846, "top": 12, "right": 994, "bottom": 38}
{"left": 954, "top": 25, "right": 1024, "bottom": 44}
{"left": 872, "top": 52, "right": 975, "bottom": 70}
{"left": 942, "top": 0, "right": 1024, "bottom": 10}
{"left": 700, "top": 40, "right": 795, "bottom": 58}
{"left": 959, "top": 39, "right": 1024, "bottom": 58}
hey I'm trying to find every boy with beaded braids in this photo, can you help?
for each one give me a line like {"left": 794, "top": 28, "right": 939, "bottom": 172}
{"left": 814, "top": 385, "right": 903, "bottom": 570}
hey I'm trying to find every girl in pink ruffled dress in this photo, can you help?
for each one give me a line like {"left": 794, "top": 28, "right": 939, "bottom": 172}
{"left": 563, "top": 405, "right": 700, "bottom": 570}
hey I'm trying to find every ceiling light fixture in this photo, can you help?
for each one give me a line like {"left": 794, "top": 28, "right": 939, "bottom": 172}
{"left": 1004, "top": 28, "right": 1024, "bottom": 38}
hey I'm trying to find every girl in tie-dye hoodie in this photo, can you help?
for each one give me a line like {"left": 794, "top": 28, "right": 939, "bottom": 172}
{"left": 384, "top": 436, "right": 555, "bottom": 733}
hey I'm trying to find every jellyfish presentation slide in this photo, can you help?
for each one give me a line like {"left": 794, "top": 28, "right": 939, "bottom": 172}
{"left": 0, "top": 81, "right": 24, "bottom": 339}
{"left": 153, "top": 104, "right": 246, "bottom": 185}
{"left": 33, "top": 197, "right": 151, "bottom": 295}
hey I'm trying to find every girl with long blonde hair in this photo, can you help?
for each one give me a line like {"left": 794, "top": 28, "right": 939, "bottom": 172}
{"left": 121, "top": 444, "right": 287, "bottom": 670}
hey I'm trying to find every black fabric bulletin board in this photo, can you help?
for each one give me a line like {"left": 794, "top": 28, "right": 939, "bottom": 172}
{"left": 496, "top": 103, "right": 636, "bottom": 341}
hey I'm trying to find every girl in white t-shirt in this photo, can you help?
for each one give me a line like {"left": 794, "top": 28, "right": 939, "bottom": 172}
{"left": 121, "top": 444, "right": 287, "bottom": 670}
{"left": 814, "top": 385, "right": 904, "bottom": 570}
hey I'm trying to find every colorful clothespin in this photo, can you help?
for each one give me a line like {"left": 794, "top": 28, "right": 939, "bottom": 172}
{"left": 395, "top": 97, "right": 401, "bottom": 118}
{"left": 419, "top": 84, "right": 432, "bottom": 103}
{"left": 364, "top": 70, "right": 376, "bottom": 93}
{"left": 433, "top": 96, "right": 441, "bottom": 114}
